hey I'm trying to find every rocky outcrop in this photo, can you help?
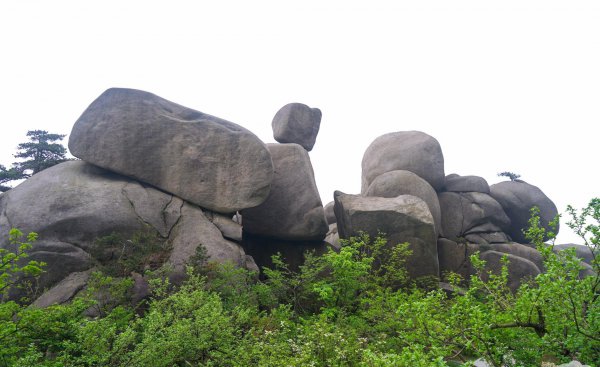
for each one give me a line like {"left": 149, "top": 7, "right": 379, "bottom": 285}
{"left": 364, "top": 170, "right": 442, "bottom": 235}
{"left": 241, "top": 143, "right": 328, "bottom": 241}
{"left": 438, "top": 192, "right": 510, "bottom": 244}
{"left": 334, "top": 191, "right": 439, "bottom": 279}
{"left": 0, "top": 161, "right": 252, "bottom": 300}
{"left": 361, "top": 131, "right": 445, "bottom": 192}
{"left": 69, "top": 88, "right": 273, "bottom": 214}
{"left": 272, "top": 103, "right": 322, "bottom": 151}
{"left": 490, "top": 181, "right": 559, "bottom": 243}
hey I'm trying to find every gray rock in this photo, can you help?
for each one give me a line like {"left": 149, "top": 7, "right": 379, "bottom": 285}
{"left": 206, "top": 211, "right": 243, "bottom": 242}
{"left": 437, "top": 238, "right": 480, "bottom": 280}
{"left": 361, "top": 131, "right": 445, "bottom": 192}
{"left": 167, "top": 202, "right": 246, "bottom": 277}
{"left": 444, "top": 174, "right": 490, "bottom": 193}
{"left": 438, "top": 191, "right": 510, "bottom": 242}
{"left": 557, "top": 361, "right": 591, "bottom": 367}
{"left": 334, "top": 192, "right": 438, "bottom": 279}
{"left": 272, "top": 103, "right": 322, "bottom": 151}
{"left": 480, "top": 251, "right": 541, "bottom": 291}
{"left": 0, "top": 161, "right": 250, "bottom": 302}
{"left": 554, "top": 243, "right": 596, "bottom": 265}
{"left": 324, "top": 201, "right": 336, "bottom": 225}
{"left": 32, "top": 270, "right": 92, "bottom": 308}
{"left": 364, "top": 170, "right": 442, "bottom": 235}
{"left": 241, "top": 144, "right": 328, "bottom": 241}
{"left": 488, "top": 242, "right": 544, "bottom": 271}
{"left": 490, "top": 180, "right": 559, "bottom": 243}
{"left": 324, "top": 223, "right": 341, "bottom": 250}
{"left": 464, "top": 232, "right": 510, "bottom": 245}
{"left": 69, "top": 88, "right": 273, "bottom": 214}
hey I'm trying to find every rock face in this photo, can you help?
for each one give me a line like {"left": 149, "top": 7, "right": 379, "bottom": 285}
{"left": 480, "top": 251, "right": 541, "bottom": 291}
{"left": 324, "top": 201, "right": 336, "bottom": 225}
{"left": 490, "top": 181, "right": 559, "bottom": 243}
{"left": 364, "top": 170, "right": 442, "bottom": 236}
{"left": 438, "top": 192, "right": 510, "bottom": 244}
{"left": 444, "top": 174, "right": 490, "bottom": 193}
{"left": 241, "top": 143, "right": 328, "bottom": 241}
{"left": 272, "top": 103, "right": 322, "bottom": 151}
{"left": 0, "top": 161, "right": 251, "bottom": 300}
{"left": 334, "top": 192, "right": 439, "bottom": 279}
{"left": 361, "top": 131, "right": 445, "bottom": 192}
{"left": 69, "top": 88, "right": 273, "bottom": 214}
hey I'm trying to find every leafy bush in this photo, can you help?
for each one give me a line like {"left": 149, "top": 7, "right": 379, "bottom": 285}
{"left": 0, "top": 198, "right": 599, "bottom": 366}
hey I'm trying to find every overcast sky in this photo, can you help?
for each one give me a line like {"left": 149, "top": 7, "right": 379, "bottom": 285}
{"left": 1, "top": 0, "right": 599, "bottom": 244}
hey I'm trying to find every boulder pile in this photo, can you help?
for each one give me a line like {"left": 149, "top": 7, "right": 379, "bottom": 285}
{"left": 0, "top": 88, "right": 572, "bottom": 304}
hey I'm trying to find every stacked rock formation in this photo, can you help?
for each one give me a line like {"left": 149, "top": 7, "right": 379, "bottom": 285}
{"left": 0, "top": 90, "right": 333, "bottom": 303}
{"left": 326, "top": 130, "right": 561, "bottom": 290}
{"left": 0, "top": 89, "right": 577, "bottom": 305}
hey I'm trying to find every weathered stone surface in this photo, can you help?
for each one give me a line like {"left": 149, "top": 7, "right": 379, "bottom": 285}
{"left": 324, "top": 201, "right": 336, "bottom": 225}
{"left": 167, "top": 203, "right": 246, "bottom": 277}
{"left": 272, "top": 103, "right": 322, "bottom": 151}
{"left": 480, "top": 251, "right": 541, "bottom": 291}
{"left": 361, "top": 131, "right": 445, "bottom": 192}
{"left": 437, "top": 238, "right": 479, "bottom": 280}
{"left": 334, "top": 192, "right": 438, "bottom": 278}
{"left": 488, "top": 242, "right": 544, "bottom": 270}
{"left": 0, "top": 161, "right": 250, "bottom": 302}
{"left": 464, "top": 232, "right": 510, "bottom": 245}
{"left": 438, "top": 192, "right": 510, "bottom": 242}
{"left": 32, "top": 270, "right": 92, "bottom": 308}
{"left": 444, "top": 174, "right": 490, "bottom": 193}
{"left": 69, "top": 88, "right": 273, "bottom": 213}
{"left": 365, "top": 170, "right": 442, "bottom": 235}
{"left": 205, "top": 211, "right": 243, "bottom": 242}
{"left": 241, "top": 144, "right": 328, "bottom": 241}
{"left": 490, "top": 180, "right": 559, "bottom": 243}
{"left": 325, "top": 223, "right": 341, "bottom": 250}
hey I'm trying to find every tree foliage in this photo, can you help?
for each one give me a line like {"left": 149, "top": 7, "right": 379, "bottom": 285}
{"left": 497, "top": 171, "right": 522, "bottom": 181}
{"left": 0, "top": 199, "right": 599, "bottom": 366}
{"left": 0, "top": 130, "right": 68, "bottom": 192}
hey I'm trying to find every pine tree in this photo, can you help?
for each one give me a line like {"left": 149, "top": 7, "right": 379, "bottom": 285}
{"left": 0, "top": 130, "right": 68, "bottom": 192}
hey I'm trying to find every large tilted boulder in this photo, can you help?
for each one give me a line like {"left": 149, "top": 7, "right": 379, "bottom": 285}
{"left": 69, "top": 88, "right": 273, "bottom": 214}
{"left": 241, "top": 143, "right": 328, "bottom": 241}
{"left": 334, "top": 192, "right": 439, "bottom": 279}
{"left": 490, "top": 181, "right": 559, "bottom": 243}
{"left": 438, "top": 191, "right": 511, "bottom": 244}
{"left": 364, "top": 170, "right": 442, "bottom": 235}
{"left": 0, "top": 161, "right": 251, "bottom": 301}
{"left": 361, "top": 131, "right": 445, "bottom": 193}
{"left": 272, "top": 103, "right": 322, "bottom": 151}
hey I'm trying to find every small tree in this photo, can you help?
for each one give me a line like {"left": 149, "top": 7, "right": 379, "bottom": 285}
{"left": 0, "top": 130, "right": 68, "bottom": 192}
{"left": 497, "top": 171, "right": 521, "bottom": 181}
{"left": 13, "top": 130, "right": 68, "bottom": 176}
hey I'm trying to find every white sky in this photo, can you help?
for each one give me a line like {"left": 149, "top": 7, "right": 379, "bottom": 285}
{"left": 1, "top": 0, "right": 599, "bottom": 244}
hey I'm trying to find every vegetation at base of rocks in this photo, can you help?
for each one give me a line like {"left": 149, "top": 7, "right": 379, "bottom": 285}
{"left": 498, "top": 171, "right": 522, "bottom": 181}
{"left": 0, "top": 200, "right": 599, "bottom": 366}
{"left": 0, "top": 130, "right": 68, "bottom": 192}
{"left": 90, "top": 227, "right": 171, "bottom": 277}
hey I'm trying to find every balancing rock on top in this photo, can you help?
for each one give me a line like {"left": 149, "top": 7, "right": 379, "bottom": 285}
{"left": 361, "top": 131, "right": 445, "bottom": 193}
{"left": 490, "top": 180, "right": 559, "bottom": 243}
{"left": 272, "top": 103, "right": 322, "bottom": 151}
{"left": 69, "top": 88, "right": 273, "bottom": 214}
